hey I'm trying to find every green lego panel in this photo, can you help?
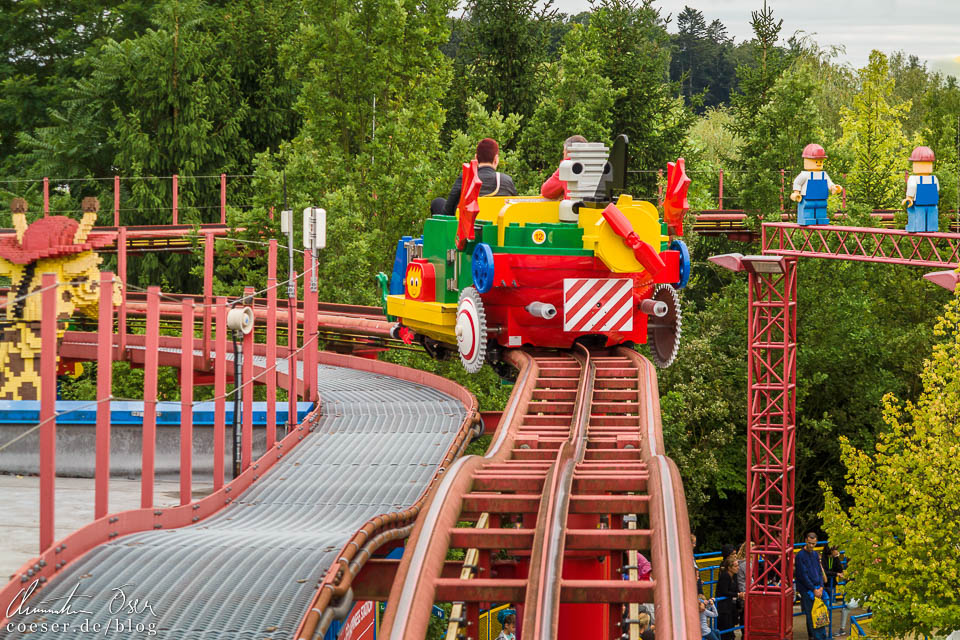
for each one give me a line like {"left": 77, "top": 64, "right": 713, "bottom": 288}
{"left": 422, "top": 215, "right": 472, "bottom": 303}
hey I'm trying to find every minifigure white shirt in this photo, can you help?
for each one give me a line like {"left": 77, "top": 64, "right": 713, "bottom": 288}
{"left": 906, "top": 174, "right": 939, "bottom": 198}
{"left": 792, "top": 170, "right": 836, "bottom": 196}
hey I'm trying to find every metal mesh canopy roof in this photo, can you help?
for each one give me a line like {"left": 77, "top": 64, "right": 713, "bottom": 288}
{"left": 5, "top": 363, "right": 466, "bottom": 639}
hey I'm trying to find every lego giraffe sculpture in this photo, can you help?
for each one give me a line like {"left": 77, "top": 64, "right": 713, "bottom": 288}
{"left": 0, "top": 197, "right": 118, "bottom": 400}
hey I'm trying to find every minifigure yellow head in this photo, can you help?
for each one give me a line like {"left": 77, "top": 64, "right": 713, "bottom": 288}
{"left": 801, "top": 143, "right": 827, "bottom": 171}
{"left": 909, "top": 146, "right": 935, "bottom": 176}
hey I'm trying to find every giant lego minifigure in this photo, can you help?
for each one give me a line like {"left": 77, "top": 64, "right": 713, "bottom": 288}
{"left": 0, "top": 197, "right": 117, "bottom": 400}
{"left": 902, "top": 145, "right": 939, "bottom": 233}
{"left": 790, "top": 143, "right": 843, "bottom": 226}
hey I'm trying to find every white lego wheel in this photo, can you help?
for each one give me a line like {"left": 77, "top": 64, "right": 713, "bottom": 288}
{"left": 456, "top": 287, "right": 487, "bottom": 373}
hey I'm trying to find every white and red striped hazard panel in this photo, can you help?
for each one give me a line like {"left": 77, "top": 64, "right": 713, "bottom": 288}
{"left": 562, "top": 278, "right": 634, "bottom": 333}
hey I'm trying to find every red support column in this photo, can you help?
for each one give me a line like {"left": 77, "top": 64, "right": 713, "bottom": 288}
{"left": 303, "top": 252, "right": 316, "bottom": 403}
{"left": 288, "top": 271, "right": 298, "bottom": 431}
{"left": 118, "top": 226, "right": 127, "bottom": 353}
{"left": 242, "top": 286, "right": 255, "bottom": 470}
{"left": 95, "top": 271, "right": 114, "bottom": 519}
{"left": 744, "top": 258, "right": 798, "bottom": 640}
{"left": 220, "top": 173, "right": 227, "bottom": 225}
{"left": 142, "top": 286, "right": 160, "bottom": 508}
{"left": 267, "top": 240, "right": 278, "bottom": 449}
{"left": 43, "top": 177, "right": 49, "bottom": 216}
{"left": 172, "top": 174, "right": 179, "bottom": 225}
{"left": 114, "top": 176, "right": 120, "bottom": 226}
{"left": 39, "top": 273, "right": 57, "bottom": 552}
{"left": 180, "top": 299, "right": 194, "bottom": 505}
{"left": 203, "top": 233, "right": 214, "bottom": 366}
{"left": 718, "top": 169, "right": 724, "bottom": 210}
{"left": 214, "top": 299, "right": 227, "bottom": 491}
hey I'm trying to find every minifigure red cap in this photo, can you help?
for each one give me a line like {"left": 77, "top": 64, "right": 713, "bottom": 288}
{"left": 0, "top": 216, "right": 112, "bottom": 265}
{"left": 476, "top": 138, "right": 499, "bottom": 164}
{"left": 909, "top": 146, "right": 935, "bottom": 162}
{"left": 801, "top": 143, "right": 827, "bottom": 159}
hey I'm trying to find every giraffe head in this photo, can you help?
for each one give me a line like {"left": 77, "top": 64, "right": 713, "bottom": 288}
{"left": 0, "top": 198, "right": 120, "bottom": 322}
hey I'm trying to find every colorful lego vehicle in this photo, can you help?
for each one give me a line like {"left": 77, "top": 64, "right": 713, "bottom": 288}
{"left": 377, "top": 136, "right": 691, "bottom": 373}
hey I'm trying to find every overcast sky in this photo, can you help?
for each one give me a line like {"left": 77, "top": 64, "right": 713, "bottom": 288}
{"left": 549, "top": 0, "right": 960, "bottom": 75}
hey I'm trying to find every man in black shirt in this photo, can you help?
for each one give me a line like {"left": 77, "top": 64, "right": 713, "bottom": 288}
{"left": 430, "top": 138, "right": 518, "bottom": 216}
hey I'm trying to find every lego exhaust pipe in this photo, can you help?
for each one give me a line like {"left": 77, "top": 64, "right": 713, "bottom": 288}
{"left": 525, "top": 302, "right": 557, "bottom": 320}
{"left": 640, "top": 299, "right": 668, "bottom": 317}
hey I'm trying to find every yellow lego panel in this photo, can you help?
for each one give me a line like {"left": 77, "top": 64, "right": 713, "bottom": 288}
{"left": 386, "top": 296, "right": 458, "bottom": 342}
{"left": 581, "top": 195, "right": 668, "bottom": 273}
{"left": 456, "top": 196, "right": 563, "bottom": 247}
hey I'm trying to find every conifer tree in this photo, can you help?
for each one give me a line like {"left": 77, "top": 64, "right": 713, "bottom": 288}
{"left": 837, "top": 50, "right": 911, "bottom": 209}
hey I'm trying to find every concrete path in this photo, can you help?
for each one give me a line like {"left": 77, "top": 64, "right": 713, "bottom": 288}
{"left": 0, "top": 474, "right": 213, "bottom": 581}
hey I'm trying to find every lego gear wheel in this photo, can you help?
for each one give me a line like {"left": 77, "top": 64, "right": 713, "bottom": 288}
{"left": 649, "top": 283, "right": 682, "bottom": 368}
{"left": 456, "top": 286, "right": 488, "bottom": 373}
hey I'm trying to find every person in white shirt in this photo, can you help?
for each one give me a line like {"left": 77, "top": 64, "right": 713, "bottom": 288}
{"left": 901, "top": 146, "right": 940, "bottom": 233}
{"left": 790, "top": 143, "right": 843, "bottom": 226}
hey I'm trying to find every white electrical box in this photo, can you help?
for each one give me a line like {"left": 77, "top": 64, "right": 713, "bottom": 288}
{"left": 280, "top": 209, "right": 294, "bottom": 238}
{"left": 303, "top": 207, "right": 327, "bottom": 250}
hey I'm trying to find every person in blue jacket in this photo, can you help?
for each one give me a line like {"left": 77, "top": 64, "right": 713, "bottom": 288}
{"left": 795, "top": 531, "right": 828, "bottom": 639}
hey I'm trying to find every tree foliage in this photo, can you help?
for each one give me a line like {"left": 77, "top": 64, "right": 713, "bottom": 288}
{"left": 587, "top": 0, "right": 693, "bottom": 192}
{"left": 252, "top": 0, "right": 455, "bottom": 304}
{"left": 737, "top": 61, "right": 825, "bottom": 218}
{"left": 670, "top": 6, "right": 736, "bottom": 110}
{"left": 822, "top": 290, "right": 960, "bottom": 637}
{"left": 514, "top": 25, "right": 624, "bottom": 191}
{"left": 837, "top": 50, "right": 912, "bottom": 209}
{"left": 462, "top": 0, "right": 558, "bottom": 122}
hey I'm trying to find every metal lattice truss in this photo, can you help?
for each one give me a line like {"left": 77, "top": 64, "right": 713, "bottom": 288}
{"left": 762, "top": 222, "right": 960, "bottom": 268}
{"left": 744, "top": 261, "right": 798, "bottom": 640}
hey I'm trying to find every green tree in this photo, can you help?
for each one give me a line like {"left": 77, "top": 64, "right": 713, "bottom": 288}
{"left": 729, "top": 0, "right": 790, "bottom": 140}
{"left": 822, "top": 289, "right": 960, "bottom": 638}
{"left": 463, "top": 0, "right": 558, "bottom": 122}
{"left": 684, "top": 107, "right": 742, "bottom": 210}
{"left": 0, "top": 0, "right": 153, "bottom": 175}
{"left": 670, "top": 6, "right": 736, "bottom": 111}
{"left": 889, "top": 52, "right": 933, "bottom": 137}
{"left": 251, "top": 0, "right": 455, "bottom": 305}
{"left": 836, "top": 50, "right": 912, "bottom": 209}
{"left": 737, "top": 62, "right": 825, "bottom": 219}
{"left": 587, "top": 0, "right": 693, "bottom": 191}
{"left": 514, "top": 25, "right": 624, "bottom": 191}
{"left": 16, "top": 0, "right": 305, "bottom": 287}
{"left": 435, "top": 96, "right": 523, "bottom": 199}
{"left": 919, "top": 73, "right": 960, "bottom": 215}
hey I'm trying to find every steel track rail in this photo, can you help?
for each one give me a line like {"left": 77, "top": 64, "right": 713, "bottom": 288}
{"left": 378, "top": 350, "right": 539, "bottom": 640}
{"left": 378, "top": 347, "right": 700, "bottom": 640}
{"left": 524, "top": 344, "right": 593, "bottom": 639}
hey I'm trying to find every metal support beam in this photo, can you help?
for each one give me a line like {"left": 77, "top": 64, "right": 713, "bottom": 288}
{"left": 744, "top": 258, "right": 797, "bottom": 640}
